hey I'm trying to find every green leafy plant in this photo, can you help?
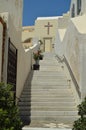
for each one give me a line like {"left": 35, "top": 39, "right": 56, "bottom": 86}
{"left": 72, "top": 97, "right": 86, "bottom": 130}
{"left": 33, "top": 50, "right": 43, "bottom": 60}
{"left": 0, "top": 82, "right": 22, "bottom": 130}
{"left": 33, "top": 51, "right": 40, "bottom": 61}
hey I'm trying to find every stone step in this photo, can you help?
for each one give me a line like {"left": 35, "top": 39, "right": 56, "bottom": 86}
{"left": 40, "top": 68, "right": 62, "bottom": 71}
{"left": 20, "top": 93, "right": 73, "bottom": 98}
{"left": 24, "top": 85, "right": 70, "bottom": 89}
{"left": 39, "top": 62, "right": 59, "bottom": 66}
{"left": 30, "top": 116, "right": 79, "bottom": 124}
{"left": 19, "top": 106, "right": 76, "bottom": 112}
{"left": 27, "top": 117, "right": 73, "bottom": 128}
{"left": 22, "top": 88, "right": 72, "bottom": 94}
{"left": 28, "top": 81, "right": 68, "bottom": 85}
{"left": 19, "top": 101, "right": 76, "bottom": 106}
{"left": 30, "top": 79, "right": 67, "bottom": 82}
{"left": 20, "top": 97, "right": 75, "bottom": 102}
{"left": 31, "top": 111, "right": 78, "bottom": 116}
{"left": 27, "top": 81, "right": 69, "bottom": 86}
{"left": 31, "top": 102, "right": 76, "bottom": 106}
{"left": 22, "top": 93, "right": 72, "bottom": 97}
{"left": 22, "top": 127, "right": 72, "bottom": 130}
{"left": 21, "top": 111, "right": 78, "bottom": 119}
{"left": 39, "top": 63, "right": 60, "bottom": 66}
{"left": 21, "top": 96, "right": 75, "bottom": 102}
{"left": 19, "top": 106, "right": 77, "bottom": 111}
{"left": 40, "top": 63, "right": 62, "bottom": 69}
{"left": 33, "top": 71, "right": 65, "bottom": 76}
{"left": 23, "top": 88, "right": 71, "bottom": 92}
{"left": 31, "top": 76, "right": 66, "bottom": 80}
{"left": 42, "top": 58, "right": 57, "bottom": 61}
{"left": 22, "top": 88, "right": 72, "bottom": 92}
{"left": 23, "top": 89, "right": 72, "bottom": 93}
{"left": 22, "top": 93, "right": 73, "bottom": 97}
{"left": 20, "top": 111, "right": 78, "bottom": 116}
{"left": 39, "top": 59, "right": 59, "bottom": 63}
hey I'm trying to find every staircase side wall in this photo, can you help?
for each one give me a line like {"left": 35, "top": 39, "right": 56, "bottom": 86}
{"left": 55, "top": 19, "right": 85, "bottom": 101}
{"left": 54, "top": 30, "right": 64, "bottom": 57}
{"left": 62, "top": 20, "right": 86, "bottom": 100}
{"left": 79, "top": 36, "right": 86, "bottom": 100}
{"left": 63, "top": 21, "right": 80, "bottom": 89}
{"left": 0, "top": 22, "right": 3, "bottom": 81}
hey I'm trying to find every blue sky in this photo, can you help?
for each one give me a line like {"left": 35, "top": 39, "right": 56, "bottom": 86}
{"left": 23, "top": 0, "right": 71, "bottom": 26}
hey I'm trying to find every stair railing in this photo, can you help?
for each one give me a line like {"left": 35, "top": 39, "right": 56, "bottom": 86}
{"left": 55, "top": 54, "right": 81, "bottom": 98}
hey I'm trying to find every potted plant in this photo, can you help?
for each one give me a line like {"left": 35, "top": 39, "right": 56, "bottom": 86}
{"left": 38, "top": 50, "right": 43, "bottom": 60}
{"left": 33, "top": 51, "right": 40, "bottom": 70}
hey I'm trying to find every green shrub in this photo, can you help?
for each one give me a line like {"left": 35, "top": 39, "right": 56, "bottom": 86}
{"left": 72, "top": 97, "right": 86, "bottom": 130}
{"left": 0, "top": 83, "right": 22, "bottom": 130}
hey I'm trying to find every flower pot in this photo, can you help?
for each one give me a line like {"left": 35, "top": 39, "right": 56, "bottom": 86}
{"left": 33, "top": 64, "right": 40, "bottom": 70}
{"left": 35, "top": 60, "right": 39, "bottom": 65}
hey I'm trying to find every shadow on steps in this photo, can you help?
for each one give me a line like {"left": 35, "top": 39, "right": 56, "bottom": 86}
{"left": 18, "top": 70, "right": 35, "bottom": 126}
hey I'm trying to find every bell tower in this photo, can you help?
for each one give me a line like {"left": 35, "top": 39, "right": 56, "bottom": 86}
{"left": 70, "top": 0, "right": 82, "bottom": 17}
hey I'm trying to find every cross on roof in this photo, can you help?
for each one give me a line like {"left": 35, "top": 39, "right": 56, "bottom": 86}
{"left": 44, "top": 22, "right": 53, "bottom": 35}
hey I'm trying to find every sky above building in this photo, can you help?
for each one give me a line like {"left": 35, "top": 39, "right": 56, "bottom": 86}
{"left": 23, "top": 0, "right": 71, "bottom": 26}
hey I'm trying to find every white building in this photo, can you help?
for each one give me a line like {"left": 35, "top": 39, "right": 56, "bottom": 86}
{"left": 70, "top": 0, "right": 86, "bottom": 17}
{"left": 55, "top": 0, "right": 86, "bottom": 100}
{"left": 0, "top": 0, "right": 39, "bottom": 102}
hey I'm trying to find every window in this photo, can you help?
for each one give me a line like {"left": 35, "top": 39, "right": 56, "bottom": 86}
{"left": 77, "top": 0, "right": 81, "bottom": 15}
{"left": 71, "top": 3, "right": 75, "bottom": 17}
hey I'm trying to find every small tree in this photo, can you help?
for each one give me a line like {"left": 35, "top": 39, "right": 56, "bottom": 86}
{"left": 0, "top": 82, "right": 22, "bottom": 130}
{"left": 72, "top": 97, "right": 86, "bottom": 130}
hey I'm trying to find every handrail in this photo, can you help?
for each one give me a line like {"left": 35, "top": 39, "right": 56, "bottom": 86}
{"left": 63, "top": 55, "right": 81, "bottom": 98}
{"left": 55, "top": 54, "right": 81, "bottom": 98}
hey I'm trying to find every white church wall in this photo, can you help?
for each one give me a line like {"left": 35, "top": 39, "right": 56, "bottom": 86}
{"left": 35, "top": 19, "right": 58, "bottom": 39}
{"left": 58, "top": 16, "right": 69, "bottom": 29}
{"left": 22, "top": 26, "right": 35, "bottom": 42}
{"left": 0, "top": 22, "right": 3, "bottom": 82}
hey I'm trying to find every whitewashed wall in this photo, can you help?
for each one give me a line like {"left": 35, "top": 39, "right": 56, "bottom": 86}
{"left": 79, "top": 35, "right": 86, "bottom": 99}
{"left": 54, "top": 30, "right": 63, "bottom": 57}
{"left": 22, "top": 27, "right": 35, "bottom": 42}
{"left": 16, "top": 45, "right": 40, "bottom": 99}
{"left": 63, "top": 21, "right": 80, "bottom": 86}
{"left": 0, "top": 1, "right": 35, "bottom": 101}
{"left": 55, "top": 29, "right": 66, "bottom": 57}
{"left": 70, "top": 0, "right": 78, "bottom": 17}
{"left": 0, "top": 22, "right": 3, "bottom": 82}
{"left": 0, "top": 0, "right": 23, "bottom": 29}
{"left": 61, "top": 20, "right": 86, "bottom": 100}
{"left": 80, "top": 0, "right": 86, "bottom": 14}
{"left": 7, "top": 14, "right": 39, "bottom": 99}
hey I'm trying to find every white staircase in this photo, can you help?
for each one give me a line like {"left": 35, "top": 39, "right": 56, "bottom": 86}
{"left": 18, "top": 52, "right": 78, "bottom": 129}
